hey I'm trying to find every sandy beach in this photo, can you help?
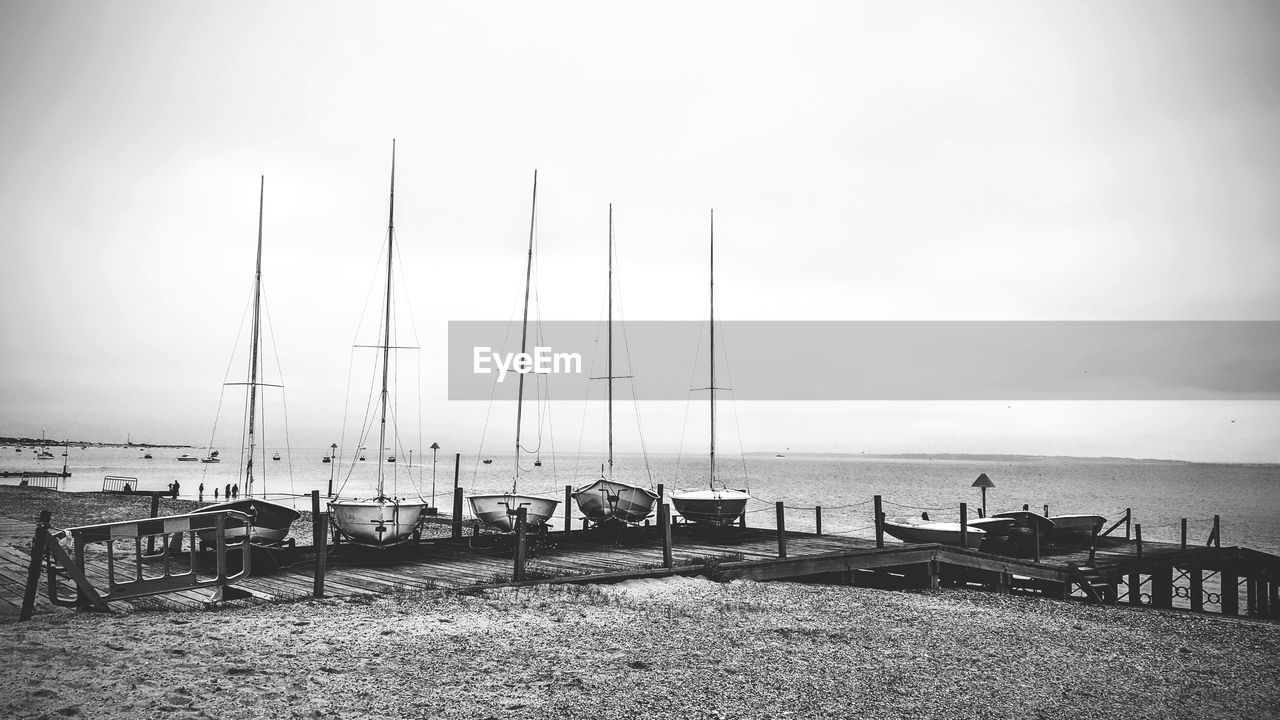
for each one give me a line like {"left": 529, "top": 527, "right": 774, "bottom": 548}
{"left": 2, "top": 487, "right": 1278, "bottom": 719}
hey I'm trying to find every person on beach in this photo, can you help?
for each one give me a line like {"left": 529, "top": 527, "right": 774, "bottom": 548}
{"left": 213, "top": 488, "right": 219, "bottom": 501}
{"left": 198, "top": 483, "right": 204, "bottom": 501}
{"left": 172, "top": 481, "right": 180, "bottom": 499}
{"left": 232, "top": 483, "right": 239, "bottom": 499}
{"left": 225, "top": 483, "right": 231, "bottom": 499}
{"left": 167, "top": 482, "right": 174, "bottom": 497}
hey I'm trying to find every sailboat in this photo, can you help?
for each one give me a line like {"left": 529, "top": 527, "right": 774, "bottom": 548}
{"left": 468, "top": 171, "right": 560, "bottom": 532}
{"left": 201, "top": 449, "right": 221, "bottom": 463}
{"left": 193, "top": 177, "right": 301, "bottom": 547}
{"left": 670, "top": 211, "right": 751, "bottom": 527}
{"left": 329, "top": 141, "right": 428, "bottom": 548}
{"left": 36, "top": 432, "right": 54, "bottom": 460}
{"left": 571, "top": 205, "right": 658, "bottom": 527}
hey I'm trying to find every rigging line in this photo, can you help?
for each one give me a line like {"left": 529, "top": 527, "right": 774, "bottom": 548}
{"left": 615, "top": 296, "right": 655, "bottom": 487}
{"left": 714, "top": 311, "right": 751, "bottom": 492}
{"left": 209, "top": 278, "right": 256, "bottom": 485}
{"left": 675, "top": 302, "right": 709, "bottom": 482}
{"left": 260, "top": 288, "right": 296, "bottom": 497}
{"left": 470, "top": 293, "right": 521, "bottom": 484}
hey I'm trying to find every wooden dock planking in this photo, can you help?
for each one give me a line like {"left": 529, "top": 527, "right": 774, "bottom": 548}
{"left": 3, "top": 519, "right": 1276, "bottom": 619}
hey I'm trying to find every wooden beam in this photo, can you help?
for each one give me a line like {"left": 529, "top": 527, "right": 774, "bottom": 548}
{"left": 775, "top": 502, "right": 787, "bottom": 559}
{"left": 20, "top": 511, "right": 51, "bottom": 620}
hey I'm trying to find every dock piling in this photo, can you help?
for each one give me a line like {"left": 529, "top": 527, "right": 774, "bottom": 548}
{"left": 564, "top": 485, "right": 571, "bottom": 533}
{"left": 775, "top": 502, "right": 787, "bottom": 559}
{"left": 311, "top": 490, "right": 326, "bottom": 598}
{"left": 452, "top": 487, "right": 464, "bottom": 539}
{"left": 874, "top": 495, "right": 884, "bottom": 549}
{"left": 514, "top": 507, "right": 528, "bottom": 582}
{"left": 815, "top": 505, "right": 822, "bottom": 536}
{"left": 659, "top": 503, "right": 672, "bottom": 569}
{"left": 1222, "top": 571, "right": 1239, "bottom": 615}
{"left": 20, "top": 511, "right": 52, "bottom": 621}
{"left": 1135, "top": 523, "right": 1143, "bottom": 562}
{"left": 1181, "top": 518, "right": 1187, "bottom": 550}
{"left": 959, "top": 503, "right": 968, "bottom": 549}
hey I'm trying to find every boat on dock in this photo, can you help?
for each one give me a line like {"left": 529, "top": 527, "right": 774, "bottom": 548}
{"left": 193, "top": 176, "right": 298, "bottom": 547}
{"left": 469, "top": 171, "right": 560, "bottom": 532}
{"left": 993, "top": 510, "right": 1056, "bottom": 547}
{"left": 572, "top": 205, "right": 658, "bottom": 528}
{"left": 671, "top": 211, "right": 750, "bottom": 528}
{"left": 882, "top": 517, "right": 986, "bottom": 549}
{"left": 1048, "top": 514, "right": 1106, "bottom": 539}
{"left": 329, "top": 141, "right": 428, "bottom": 548}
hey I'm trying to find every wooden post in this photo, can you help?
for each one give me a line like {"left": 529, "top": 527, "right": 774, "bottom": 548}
{"left": 146, "top": 492, "right": 160, "bottom": 555}
{"left": 660, "top": 503, "right": 673, "bottom": 570}
{"left": 656, "top": 483, "right": 664, "bottom": 507}
{"left": 20, "top": 511, "right": 52, "bottom": 621}
{"left": 564, "top": 485, "right": 572, "bottom": 533}
{"left": 450, "top": 453, "right": 462, "bottom": 538}
{"left": 513, "top": 507, "right": 528, "bottom": 582}
{"left": 1211, "top": 514, "right": 1220, "bottom": 547}
{"left": 1151, "top": 566, "right": 1172, "bottom": 609}
{"left": 451, "top": 487, "right": 464, "bottom": 540}
{"left": 1043, "top": 504, "right": 1049, "bottom": 517}
{"left": 927, "top": 560, "right": 940, "bottom": 590}
{"left": 738, "top": 510, "right": 746, "bottom": 528}
{"left": 1246, "top": 577, "right": 1258, "bottom": 617}
{"left": 775, "top": 502, "right": 787, "bottom": 559}
{"left": 311, "top": 491, "right": 326, "bottom": 598}
{"left": 1221, "top": 571, "right": 1239, "bottom": 616}
{"left": 1088, "top": 525, "right": 1098, "bottom": 566}
{"left": 815, "top": 506, "right": 822, "bottom": 536}
{"left": 1125, "top": 508, "right": 1132, "bottom": 540}
{"left": 1190, "top": 567, "right": 1203, "bottom": 612}
{"left": 1127, "top": 572, "right": 1142, "bottom": 605}
{"left": 959, "top": 502, "right": 968, "bottom": 549}
{"left": 1135, "top": 523, "right": 1143, "bottom": 562}
{"left": 1033, "top": 520, "right": 1041, "bottom": 563}
{"left": 1181, "top": 518, "right": 1187, "bottom": 550}
{"left": 874, "top": 495, "right": 884, "bottom": 548}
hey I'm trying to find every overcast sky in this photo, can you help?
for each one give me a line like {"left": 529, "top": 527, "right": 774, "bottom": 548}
{"left": 1, "top": 1, "right": 1277, "bottom": 462}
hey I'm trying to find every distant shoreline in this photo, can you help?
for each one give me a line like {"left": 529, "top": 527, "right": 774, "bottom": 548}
{"left": 745, "top": 451, "right": 1280, "bottom": 467}
{"left": 0, "top": 437, "right": 193, "bottom": 449}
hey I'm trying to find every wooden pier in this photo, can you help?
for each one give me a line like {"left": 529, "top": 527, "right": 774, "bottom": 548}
{"left": 4, "top": 509, "right": 1277, "bottom": 621}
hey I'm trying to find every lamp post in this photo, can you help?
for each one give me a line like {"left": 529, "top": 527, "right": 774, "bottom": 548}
{"left": 327, "top": 442, "right": 338, "bottom": 497}
{"left": 972, "top": 472, "right": 995, "bottom": 517}
{"left": 429, "top": 442, "right": 441, "bottom": 513}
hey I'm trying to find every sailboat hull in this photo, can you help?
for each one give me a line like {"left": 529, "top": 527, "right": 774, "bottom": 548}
{"left": 572, "top": 479, "right": 658, "bottom": 524}
{"left": 329, "top": 498, "right": 426, "bottom": 548}
{"left": 469, "top": 494, "right": 559, "bottom": 532}
{"left": 882, "top": 518, "right": 986, "bottom": 548}
{"left": 193, "top": 499, "right": 301, "bottom": 546}
{"left": 670, "top": 488, "right": 750, "bottom": 527}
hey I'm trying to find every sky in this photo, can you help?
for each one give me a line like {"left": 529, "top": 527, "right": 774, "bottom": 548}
{"left": 1, "top": 1, "right": 1278, "bottom": 463}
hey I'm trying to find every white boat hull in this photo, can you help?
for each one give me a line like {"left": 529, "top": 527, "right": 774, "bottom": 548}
{"left": 1048, "top": 514, "right": 1107, "bottom": 537}
{"left": 572, "top": 479, "right": 658, "bottom": 524}
{"left": 670, "top": 488, "right": 750, "bottom": 527}
{"left": 882, "top": 518, "right": 986, "bottom": 548}
{"left": 329, "top": 498, "right": 426, "bottom": 548}
{"left": 469, "top": 494, "right": 559, "bottom": 532}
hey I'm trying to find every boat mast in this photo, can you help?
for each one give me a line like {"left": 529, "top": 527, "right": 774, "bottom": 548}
{"left": 607, "top": 203, "right": 613, "bottom": 481}
{"left": 709, "top": 209, "right": 716, "bottom": 489}
{"left": 513, "top": 170, "right": 537, "bottom": 492}
{"left": 376, "top": 140, "right": 396, "bottom": 499}
{"left": 244, "top": 175, "right": 265, "bottom": 497}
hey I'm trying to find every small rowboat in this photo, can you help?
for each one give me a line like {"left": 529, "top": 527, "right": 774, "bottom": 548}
{"left": 882, "top": 517, "right": 985, "bottom": 548}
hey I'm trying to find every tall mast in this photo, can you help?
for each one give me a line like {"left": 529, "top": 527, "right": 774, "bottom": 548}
{"left": 376, "top": 140, "right": 396, "bottom": 498}
{"left": 607, "top": 203, "right": 613, "bottom": 480}
{"left": 245, "top": 175, "right": 265, "bottom": 497}
{"left": 709, "top": 209, "right": 716, "bottom": 488}
{"left": 514, "top": 170, "right": 537, "bottom": 491}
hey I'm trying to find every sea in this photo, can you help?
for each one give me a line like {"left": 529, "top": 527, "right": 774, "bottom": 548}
{"left": 4, "top": 444, "right": 1278, "bottom": 556}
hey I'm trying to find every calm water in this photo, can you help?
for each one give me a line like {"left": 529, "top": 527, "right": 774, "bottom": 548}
{"left": 3, "top": 445, "right": 1278, "bottom": 555}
